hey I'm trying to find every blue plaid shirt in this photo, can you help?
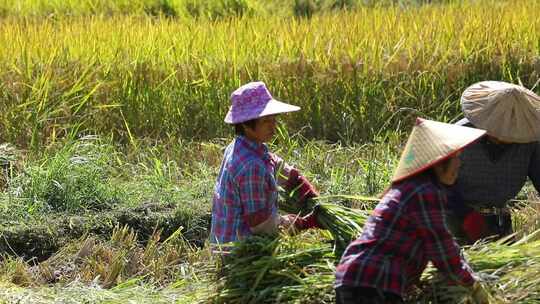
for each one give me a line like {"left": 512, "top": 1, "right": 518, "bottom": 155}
{"left": 209, "top": 136, "right": 282, "bottom": 244}
{"left": 449, "top": 118, "right": 540, "bottom": 209}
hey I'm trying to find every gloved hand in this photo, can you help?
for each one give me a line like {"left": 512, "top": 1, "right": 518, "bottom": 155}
{"left": 470, "top": 281, "right": 490, "bottom": 304}
{"left": 293, "top": 212, "right": 321, "bottom": 230}
{"left": 462, "top": 211, "right": 487, "bottom": 242}
{"left": 281, "top": 205, "right": 322, "bottom": 232}
{"left": 285, "top": 168, "right": 318, "bottom": 206}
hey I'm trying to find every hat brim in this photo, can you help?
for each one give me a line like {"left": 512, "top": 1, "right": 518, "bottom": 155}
{"left": 224, "top": 99, "right": 300, "bottom": 124}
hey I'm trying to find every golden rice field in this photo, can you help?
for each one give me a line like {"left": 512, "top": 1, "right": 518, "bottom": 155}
{"left": 0, "top": 0, "right": 539, "bottom": 147}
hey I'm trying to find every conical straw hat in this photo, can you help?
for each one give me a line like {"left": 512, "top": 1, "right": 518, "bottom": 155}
{"left": 461, "top": 81, "right": 540, "bottom": 143}
{"left": 392, "top": 118, "right": 485, "bottom": 183}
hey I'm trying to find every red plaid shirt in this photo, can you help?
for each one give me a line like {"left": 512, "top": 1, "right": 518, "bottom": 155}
{"left": 335, "top": 173, "right": 475, "bottom": 297}
{"left": 210, "top": 136, "right": 289, "bottom": 244}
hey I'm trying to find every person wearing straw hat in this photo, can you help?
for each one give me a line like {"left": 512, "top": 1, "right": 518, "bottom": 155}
{"left": 446, "top": 81, "right": 540, "bottom": 243}
{"left": 209, "top": 81, "right": 320, "bottom": 247}
{"left": 334, "top": 118, "right": 489, "bottom": 304}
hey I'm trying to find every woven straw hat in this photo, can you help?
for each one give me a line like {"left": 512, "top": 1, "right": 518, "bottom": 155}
{"left": 461, "top": 81, "right": 540, "bottom": 143}
{"left": 224, "top": 82, "right": 300, "bottom": 124}
{"left": 392, "top": 118, "right": 485, "bottom": 183}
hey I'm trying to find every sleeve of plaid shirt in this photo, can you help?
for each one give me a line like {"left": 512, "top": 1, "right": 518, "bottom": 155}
{"left": 417, "top": 188, "right": 475, "bottom": 286}
{"left": 529, "top": 142, "right": 540, "bottom": 193}
{"left": 237, "top": 160, "right": 276, "bottom": 228}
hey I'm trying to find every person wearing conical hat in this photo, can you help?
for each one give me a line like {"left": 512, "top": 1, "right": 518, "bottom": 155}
{"left": 445, "top": 81, "right": 540, "bottom": 244}
{"left": 334, "top": 118, "right": 489, "bottom": 304}
{"left": 210, "top": 81, "right": 320, "bottom": 249}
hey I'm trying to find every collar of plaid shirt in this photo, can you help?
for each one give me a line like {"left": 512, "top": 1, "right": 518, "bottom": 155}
{"left": 237, "top": 135, "right": 270, "bottom": 162}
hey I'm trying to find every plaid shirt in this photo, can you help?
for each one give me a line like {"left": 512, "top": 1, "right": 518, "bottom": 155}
{"left": 450, "top": 119, "right": 540, "bottom": 208}
{"left": 335, "top": 173, "right": 474, "bottom": 297}
{"left": 210, "top": 136, "right": 287, "bottom": 244}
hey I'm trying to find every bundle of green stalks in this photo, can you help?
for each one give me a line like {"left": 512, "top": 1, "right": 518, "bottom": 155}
{"left": 279, "top": 188, "right": 372, "bottom": 254}
{"left": 213, "top": 229, "right": 540, "bottom": 304}
{"left": 412, "top": 230, "right": 540, "bottom": 303}
{"left": 211, "top": 231, "right": 336, "bottom": 304}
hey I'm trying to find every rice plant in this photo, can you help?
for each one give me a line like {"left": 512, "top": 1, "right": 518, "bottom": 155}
{"left": 0, "top": 0, "right": 539, "bottom": 146}
{"left": 0, "top": 0, "right": 462, "bottom": 18}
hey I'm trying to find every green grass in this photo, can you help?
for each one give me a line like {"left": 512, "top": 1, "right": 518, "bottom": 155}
{"left": 0, "top": 0, "right": 539, "bottom": 147}
{"left": 0, "top": 137, "right": 216, "bottom": 260}
{"left": 0, "top": 132, "right": 395, "bottom": 219}
{"left": 0, "top": 135, "right": 538, "bottom": 303}
{"left": 0, "top": 132, "right": 396, "bottom": 261}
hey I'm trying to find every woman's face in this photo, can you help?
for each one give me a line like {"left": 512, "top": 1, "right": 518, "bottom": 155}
{"left": 244, "top": 115, "right": 278, "bottom": 144}
{"left": 433, "top": 152, "right": 461, "bottom": 185}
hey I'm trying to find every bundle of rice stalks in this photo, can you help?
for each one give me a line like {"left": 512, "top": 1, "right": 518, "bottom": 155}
{"left": 279, "top": 188, "right": 371, "bottom": 254}
{"left": 412, "top": 230, "right": 540, "bottom": 303}
{"left": 211, "top": 231, "right": 336, "bottom": 304}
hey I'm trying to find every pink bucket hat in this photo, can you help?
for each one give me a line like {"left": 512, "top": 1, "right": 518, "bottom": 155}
{"left": 224, "top": 82, "right": 300, "bottom": 124}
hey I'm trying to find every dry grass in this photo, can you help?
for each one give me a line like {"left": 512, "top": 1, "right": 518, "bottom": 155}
{"left": 0, "top": 225, "right": 200, "bottom": 289}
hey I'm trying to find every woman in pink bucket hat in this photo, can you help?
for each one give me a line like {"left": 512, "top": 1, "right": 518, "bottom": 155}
{"left": 210, "top": 81, "right": 320, "bottom": 248}
{"left": 335, "top": 118, "right": 489, "bottom": 304}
